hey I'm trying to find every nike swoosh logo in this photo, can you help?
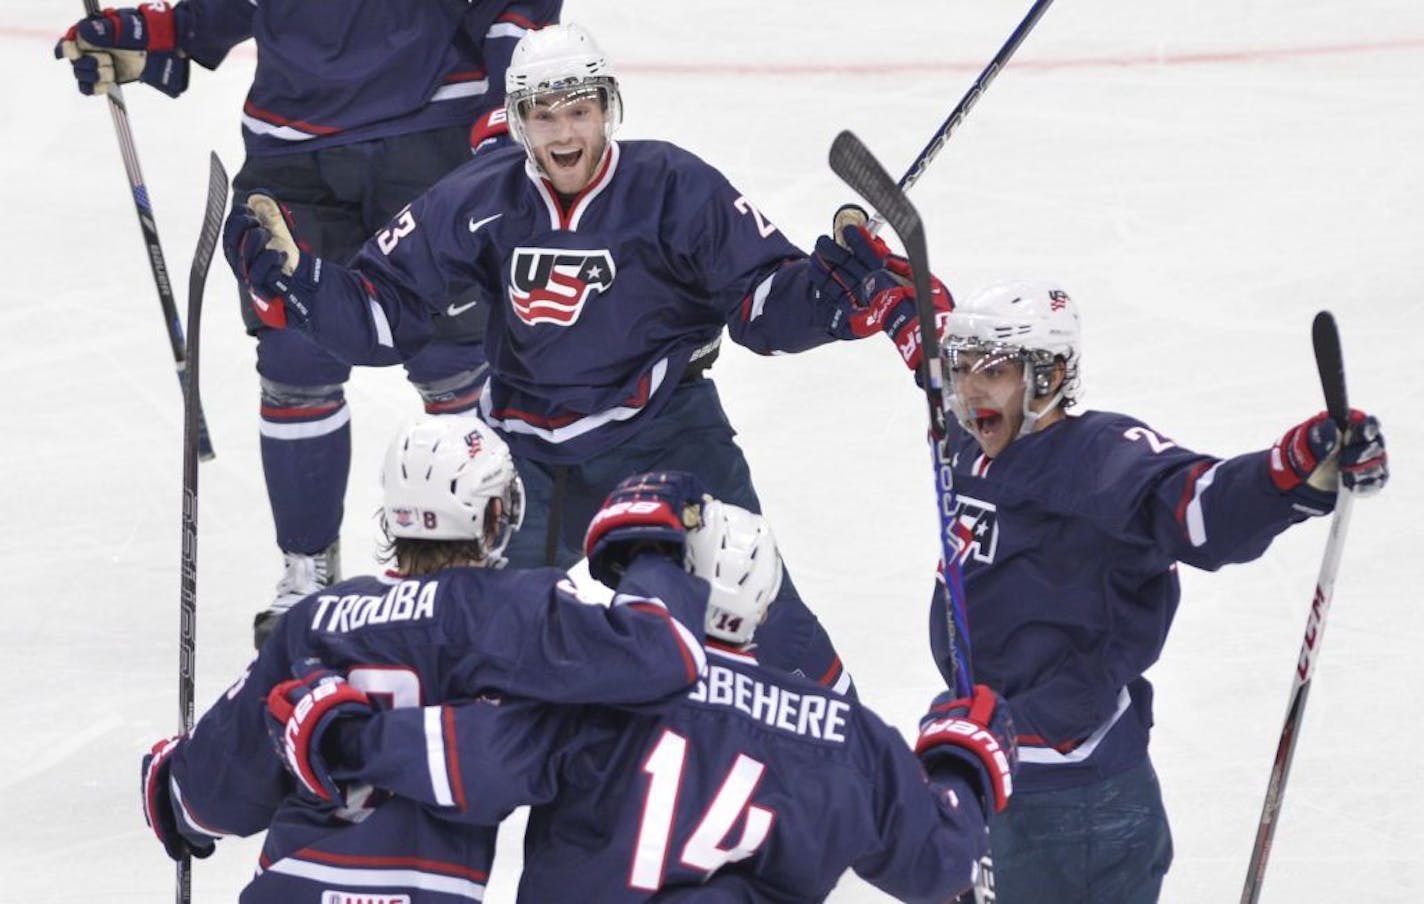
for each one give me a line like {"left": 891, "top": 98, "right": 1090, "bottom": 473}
{"left": 468, "top": 213, "right": 502, "bottom": 233}
{"left": 447, "top": 300, "right": 480, "bottom": 317}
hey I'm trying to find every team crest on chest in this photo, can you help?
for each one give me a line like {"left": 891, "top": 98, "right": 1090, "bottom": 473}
{"left": 948, "top": 494, "right": 999, "bottom": 565}
{"left": 509, "top": 247, "right": 616, "bottom": 326}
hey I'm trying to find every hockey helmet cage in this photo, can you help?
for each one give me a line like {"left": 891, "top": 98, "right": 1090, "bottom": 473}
{"left": 943, "top": 280, "right": 1083, "bottom": 434}
{"left": 505, "top": 24, "right": 623, "bottom": 155}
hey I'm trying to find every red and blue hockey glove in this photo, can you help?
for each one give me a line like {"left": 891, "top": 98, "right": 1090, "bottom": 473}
{"left": 584, "top": 471, "right": 710, "bottom": 589}
{"left": 915, "top": 684, "right": 1018, "bottom": 814}
{"left": 812, "top": 205, "right": 954, "bottom": 371}
{"left": 266, "top": 662, "right": 374, "bottom": 805}
{"left": 141, "top": 735, "right": 216, "bottom": 862}
{"left": 470, "top": 107, "right": 512, "bottom": 156}
{"left": 1269, "top": 409, "right": 1389, "bottom": 506}
{"left": 223, "top": 191, "right": 322, "bottom": 331}
{"left": 55, "top": 3, "right": 189, "bottom": 98}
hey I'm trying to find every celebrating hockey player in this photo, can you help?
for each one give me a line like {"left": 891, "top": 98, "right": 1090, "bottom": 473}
{"left": 221, "top": 21, "right": 951, "bottom": 692}
{"left": 57, "top": 1, "right": 562, "bottom": 648}
{"left": 916, "top": 282, "right": 1389, "bottom": 902}
{"left": 267, "top": 481, "right": 1019, "bottom": 902}
{"left": 139, "top": 418, "right": 714, "bottom": 900}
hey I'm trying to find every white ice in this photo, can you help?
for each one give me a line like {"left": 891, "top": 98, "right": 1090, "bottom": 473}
{"left": 2, "top": 1, "right": 1421, "bottom": 900}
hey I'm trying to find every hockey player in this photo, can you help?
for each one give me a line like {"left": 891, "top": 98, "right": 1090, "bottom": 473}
{"left": 56, "top": 0, "right": 562, "bottom": 648}
{"left": 139, "top": 420, "right": 715, "bottom": 901}
{"left": 268, "top": 484, "right": 1019, "bottom": 903}
{"left": 220, "top": 21, "right": 952, "bottom": 692}
{"left": 918, "top": 282, "right": 1389, "bottom": 902}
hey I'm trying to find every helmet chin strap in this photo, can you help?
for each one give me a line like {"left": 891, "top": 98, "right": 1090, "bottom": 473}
{"left": 1017, "top": 366, "right": 1064, "bottom": 437}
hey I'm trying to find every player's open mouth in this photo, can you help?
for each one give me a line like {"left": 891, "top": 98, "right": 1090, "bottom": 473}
{"left": 973, "top": 409, "right": 1004, "bottom": 439}
{"left": 550, "top": 148, "right": 582, "bottom": 169}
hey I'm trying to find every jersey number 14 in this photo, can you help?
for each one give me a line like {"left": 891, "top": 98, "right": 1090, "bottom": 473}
{"left": 630, "top": 729, "right": 773, "bottom": 890}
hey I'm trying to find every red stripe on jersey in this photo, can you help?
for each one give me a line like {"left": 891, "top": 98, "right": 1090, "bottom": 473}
{"left": 626, "top": 601, "right": 700, "bottom": 683}
{"left": 294, "top": 847, "right": 488, "bottom": 882}
{"left": 443, "top": 705, "right": 468, "bottom": 812}
{"left": 242, "top": 100, "right": 341, "bottom": 136}
{"left": 1015, "top": 732, "right": 1083, "bottom": 754}
{"left": 818, "top": 655, "right": 843, "bottom": 686}
{"left": 442, "top": 67, "right": 488, "bottom": 83}
{"left": 496, "top": 11, "right": 541, "bottom": 29}
{"left": 490, "top": 370, "right": 653, "bottom": 429}
{"left": 1173, "top": 460, "right": 1213, "bottom": 527}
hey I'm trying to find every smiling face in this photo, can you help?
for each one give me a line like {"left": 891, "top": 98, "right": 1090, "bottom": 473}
{"left": 519, "top": 89, "right": 610, "bottom": 195}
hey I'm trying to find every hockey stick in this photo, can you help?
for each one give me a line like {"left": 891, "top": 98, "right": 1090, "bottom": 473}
{"left": 868, "top": 0, "right": 1057, "bottom": 235}
{"left": 175, "top": 152, "right": 228, "bottom": 904}
{"left": 830, "top": 130, "right": 990, "bottom": 904}
{"left": 1239, "top": 311, "right": 1355, "bottom": 904}
{"left": 80, "top": 0, "right": 216, "bottom": 461}
{"left": 829, "top": 130, "right": 970, "bottom": 694}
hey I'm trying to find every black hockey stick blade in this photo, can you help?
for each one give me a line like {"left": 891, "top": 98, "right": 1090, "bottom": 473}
{"left": 828, "top": 131, "right": 943, "bottom": 429}
{"left": 1312, "top": 311, "right": 1348, "bottom": 428}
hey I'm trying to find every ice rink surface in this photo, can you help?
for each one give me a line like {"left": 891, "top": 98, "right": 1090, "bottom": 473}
{"left": 2, "top": 1, "right": 1421, "bottom": 900}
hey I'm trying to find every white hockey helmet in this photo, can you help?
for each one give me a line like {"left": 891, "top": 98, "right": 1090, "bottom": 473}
{"left": 942, "top": 280, "right": 1083, "bottom": 436}
{"left": 685, "top": 501, "right": 783, "bottom": 646}
{"left": 504, "top": 24, "right": 623, "bottom": 156}
{"left": 381, "top": 416, "right": 525, "bottom": 560}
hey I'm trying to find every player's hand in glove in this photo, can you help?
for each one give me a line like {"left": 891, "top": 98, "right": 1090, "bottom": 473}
{"left": 811, "top": 204, "right": 953, "bottom": 371}
{"left": 266, "top": 660, "right": 375, "bottom": 805}
{"left": 470, "top": 107, "right": 512, "bottom": 156}
{"left": 224, "top": 191, "right": 323, "bottom": 331}
{"left": 55, "top": 3, "right": 189, "bottom": 98}
{"left": 141, "top": 735, "right": 217, "bottom": 861}
{"left": 915, "top": 684, "right": 1018, "bottom": 814}
{"left": 585, "top": 471, "right": 710, "bottom": 589}
{"left": 1269, "top": 408, "right": 1389, "bottom": 506}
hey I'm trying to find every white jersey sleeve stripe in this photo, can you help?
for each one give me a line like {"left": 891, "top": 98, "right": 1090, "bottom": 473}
{"left": 1184, "top": 462, "right": 1222, "bottom": 547}
{"left": 425, "top": 706, "right": 456, "bottom": 808}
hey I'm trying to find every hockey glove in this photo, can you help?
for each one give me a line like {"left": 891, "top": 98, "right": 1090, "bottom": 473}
{"left": 55, "top": 3, "right": 189, "bottom": 98}
{"left": 1269, "top": 409, "right": 1389, "bottom": 505}
{"left": 584, "top": 470, "right": 710, "bottom": 589}
{"left": 915, "top": 684, "right": 1018, "bottom": 814}
{"left": 224, "top": 192, "right": 323, "bottom": 331}
{"left": 141, "top": 735, "right": 216, "bottom": 862}
{"left": 266, "top": 662, "right": 375, "bottom": 805}
{"left": 812, "top": 207, "right": 954, "bottom": 372}
{"left": 470, "top": 107, "right": 512, "bottom": 156}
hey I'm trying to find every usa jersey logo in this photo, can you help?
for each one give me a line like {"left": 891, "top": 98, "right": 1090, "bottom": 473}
{"left": 949, "top": 493, "right": 999, "bottom": 565}
{"left": 509, "top": 247, "right": 616, "bottom": 326}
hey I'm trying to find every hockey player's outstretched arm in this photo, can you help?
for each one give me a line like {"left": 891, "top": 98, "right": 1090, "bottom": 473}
{"left": 222, "top": 192, "right": 447, "bottom": 367}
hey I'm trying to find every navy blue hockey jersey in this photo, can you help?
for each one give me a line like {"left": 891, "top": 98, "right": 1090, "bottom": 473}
{"left": 157, "top": 555, "right": 707, "bottom": 901}
{"left": 351, "top": 645, "right": 990, "bottom": 903}
{"left": 293, "top": 140, "right": 843, "bottom": 463}
{"left": 172, "top": 0, "right": 559, "bottom": 155}
{"left": 929, "top": 410, "right": 1327, "bottom": 792}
